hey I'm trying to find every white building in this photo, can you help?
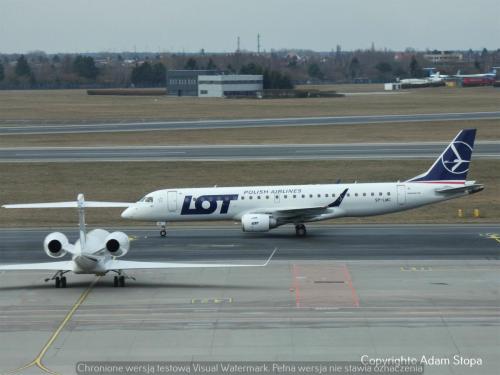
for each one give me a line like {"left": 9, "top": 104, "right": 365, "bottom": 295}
{"left": 198, "top": 75, "right": 263, "bottom": 97}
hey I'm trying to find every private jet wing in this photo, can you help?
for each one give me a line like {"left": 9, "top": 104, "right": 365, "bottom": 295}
{"left": 103, "top": 248, "right": 277, "bottom": 270}
{"left": 0, "top": 261, "right": 74, "bottom": 271}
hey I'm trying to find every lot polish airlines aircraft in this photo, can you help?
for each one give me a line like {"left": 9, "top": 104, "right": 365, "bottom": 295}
{"left": 0, "top": 194, "right": 276, "bottom": 288}
{"left": 121, "top": 129, "right": 483, "bottom": 237}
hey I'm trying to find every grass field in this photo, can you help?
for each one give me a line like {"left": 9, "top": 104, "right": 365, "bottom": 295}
{"left": 0, "top": 160, "right": 496, "bottom": 227}
{"left": 0, "top": 120, "right": 498, "bottom": 147}
{"left": 0, "top": 86, "right": 499, "bottom": 123}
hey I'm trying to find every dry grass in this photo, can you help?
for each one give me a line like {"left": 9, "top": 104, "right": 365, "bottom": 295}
{"left": 0, "top": 87, "right": 499, "bottom": 123}
{"left": 0, "top": 160, "right": 496, "bottom": 227}
{"left": 0, "top": 120, "right": 498, "bottom": 147}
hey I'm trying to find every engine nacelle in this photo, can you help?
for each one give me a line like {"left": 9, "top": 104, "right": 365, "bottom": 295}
{"left": 43, "top": 232, "right": 69, "bottom": 258}
{"left": 241, "top": 214, "right": 277, "bottom": 232}
{"left": 104, "top": 231, "right": 130, "bottom": 257}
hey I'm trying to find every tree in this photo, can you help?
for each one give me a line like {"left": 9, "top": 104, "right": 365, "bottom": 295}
{"left": 409, "top": 56, "right": 420, "bottom": 77}
{"left": 152, "top": 62, "right": 166, "bottom": 84}
{"left": 349, "top": 57, "right": 360, "bottom": 79}
{"left": 15, "top": 55, "right": 31, "bottom": 77}
{"left": 73, "top": 56, "right": 99, "bottom": 79}
{"left": 184, "top": 58, "right": 198, "bottom": 70}
{"left": 131, "top": 62, "right": 166, "bottom": 86}
{"left": 206, "top": 58, "right": 217, "bottom": 70}
{"left": 240, "top": 63, "right": 263, "bottom": 74}
{"left": 307, "top": 63, "right": 324, "bottom": 79}
{"left": 0, "top": 62, "right": 4, "bottom": 82}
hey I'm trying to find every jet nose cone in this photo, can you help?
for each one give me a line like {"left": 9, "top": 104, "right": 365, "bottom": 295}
{"left": 121, "top": 207, "right": 133, "bottom": 219}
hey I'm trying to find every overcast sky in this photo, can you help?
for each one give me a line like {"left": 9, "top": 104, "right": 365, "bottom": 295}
{"left": 1, "top": 0, "right": 499, "bottom": 54}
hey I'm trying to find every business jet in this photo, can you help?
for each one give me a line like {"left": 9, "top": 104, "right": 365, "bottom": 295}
{"left": 121, "top": 129, "right": 483, "bottom": 237}
{"left": 0, "top": 194, "right": 276, "bottom": 288}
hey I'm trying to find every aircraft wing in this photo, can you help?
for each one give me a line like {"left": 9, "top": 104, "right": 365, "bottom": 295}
{"left": 252, "top": 188, "right": 349, "bottom": 219}
{"left": 104, "top": 248, "right": 277, "bottom": 270}
{"left": 0, "top": 261, "right": 73, "bottom": 271}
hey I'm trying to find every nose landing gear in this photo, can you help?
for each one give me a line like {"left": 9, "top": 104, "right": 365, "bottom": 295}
{"left": 157, "top": 221, "right": 167, "bottom": 237}
{"left": 295, "top": 224, "right": 307, "bottom": 237}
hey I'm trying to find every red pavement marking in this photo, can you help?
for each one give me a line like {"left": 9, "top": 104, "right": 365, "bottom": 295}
{"left": 342, "top": 264, "right": 360, "bottom": 308}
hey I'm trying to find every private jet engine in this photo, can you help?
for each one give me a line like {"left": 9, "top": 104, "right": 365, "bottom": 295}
{"left": 104, "top": 231, "right": 130, "bottom": 257}
{"left": 241, "top": 214, "right": 278, "bottom": 232}
{"left": 43, "top": 232, "right": 69, "bottom": 258}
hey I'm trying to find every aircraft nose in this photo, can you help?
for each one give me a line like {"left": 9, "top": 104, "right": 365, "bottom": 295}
{"left": 121, "top": 207, "right": 134, "bottom": 219}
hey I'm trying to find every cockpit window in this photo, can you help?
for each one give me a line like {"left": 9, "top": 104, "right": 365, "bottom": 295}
{"left": 139, "top": 196, "right": 153, "bottom": 203}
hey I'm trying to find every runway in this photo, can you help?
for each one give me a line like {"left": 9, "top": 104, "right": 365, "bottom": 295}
{"left": 1, "top": 111, "right": 500, "bottom": 135}
{"left": 0, "top": 224, "right": 499, "bottom": 374}
{"left": 1, "top": 141, "right": 499, "bottom": 162}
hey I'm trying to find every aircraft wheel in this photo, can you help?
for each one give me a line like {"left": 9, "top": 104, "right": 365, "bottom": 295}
{"left": 61, "top": 277, "right": 67, "bottom": 288}
{"left": 119, "top": 276, "right": 125, "bottom": 287}
{"left": 160, "top": 229, "right": 167, "bottom": 237}
{"left": 113, "top": 276, "right": 119, "bottom": 287}
{"left": 55, "top": 277, "right": 61, "bottom": 288}
{"left": 295, "top": 224, "right": 307, "bottom": 237}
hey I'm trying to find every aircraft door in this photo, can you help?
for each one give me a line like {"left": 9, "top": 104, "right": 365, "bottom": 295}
{"left": 167, "top": 191, "right": 177, "bottom": 212}
{"left": 397, "top": 185, "right": 406, "bottom": 205}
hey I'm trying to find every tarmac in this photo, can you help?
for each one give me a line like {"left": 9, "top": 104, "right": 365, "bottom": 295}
{"left": 0, "top": 141, "right": 499, "bottom": 162}
{"left": 1, "top": 111, "right": 499, "bottom": 135}
{"left": 0, "top": 224, "right": 498, "bottom": 374}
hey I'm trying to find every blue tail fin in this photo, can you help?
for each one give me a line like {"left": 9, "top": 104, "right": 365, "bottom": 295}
{"left": 407, "top": 129, "right": 476, "bottom": 183}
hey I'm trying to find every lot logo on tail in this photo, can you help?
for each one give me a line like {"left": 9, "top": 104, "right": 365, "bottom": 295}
{"left": 441, "top": 141, "right": 472, "bottom": 174}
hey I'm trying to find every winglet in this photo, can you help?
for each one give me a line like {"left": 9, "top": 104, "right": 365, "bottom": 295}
{"left": 328, "top": 188, "right": 349, "bottom": 208}
{"left": 262, "top": 248, "right": 278, "bottom": 266}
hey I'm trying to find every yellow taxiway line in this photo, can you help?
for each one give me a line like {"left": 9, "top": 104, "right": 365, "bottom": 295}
{"left": 2, "top": 277, "right": 100, "bottom": 375}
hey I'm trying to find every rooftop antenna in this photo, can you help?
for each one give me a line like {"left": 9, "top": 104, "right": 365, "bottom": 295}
{"left": 237, "top": 36, "right": 240, "bottom": 53}
{"left": 257, "top": 33, "right": 261, "bottom": 54}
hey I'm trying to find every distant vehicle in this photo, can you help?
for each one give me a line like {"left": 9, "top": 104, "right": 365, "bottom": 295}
{"left": 121, "top": 129, "right": 483, "bottom": 237}
{"left": 0, "top": 194, "right": 275, "bottom": 288}
{"left": 455, "top": 69, "right": 497, "bottom": 86}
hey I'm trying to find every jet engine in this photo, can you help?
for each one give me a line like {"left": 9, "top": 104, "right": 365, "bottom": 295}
{"left": 104, "top": 231, "right": 130, "bottom": 257}
{"left": 43, "top": 232, "right": 69, "bottom": 258}
{"left": 241, "top": 214, "right": 278, "bottom": 232}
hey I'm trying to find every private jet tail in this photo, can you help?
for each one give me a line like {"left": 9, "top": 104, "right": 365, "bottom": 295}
{"left": 406, "top": 129, "right": 476, "bottom": 184}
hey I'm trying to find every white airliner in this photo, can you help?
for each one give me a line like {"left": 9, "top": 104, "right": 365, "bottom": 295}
{"left": 0, "top": 194, "right": 276, "bottom": 288}
{"left": 121, "top": 129, "right": 483, "bottom": 237}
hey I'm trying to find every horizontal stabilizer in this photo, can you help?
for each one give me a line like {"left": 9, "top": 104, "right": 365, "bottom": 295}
{"left": 3, "top": 201, "right": 131, "bottom": 209}
{"left": 435, "top": 184, "right": 484, "bottom": 195}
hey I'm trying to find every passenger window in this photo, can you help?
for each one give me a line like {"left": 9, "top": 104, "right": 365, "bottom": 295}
{"left": 257, "top": 196, "right": 261, "bottom": 199}
{"left": 302, "top": 194, "right": 305, "bottom": 198}
{"left": 347, "top": 193, "right": 350, "bottom": 197}
{"left": 371, "top": 193, "right": 374, "bottom": 196}
{"left": 387, "top": 192, "right": 391, "bottom": 196}
{"left": 249, "top": 196, "right": 253, "bottom": 200}
{"left": 325, "top": 194, "right": 329, "bottom": 197}
{"left": 284, "top": 195, "right": 287, "bottom": 199}
{"left": 309, "top": 194, "right": 313, "bottom": 198}
{"left": 332, "top": 193, "right": 336, "bottom": 197}
{"left": 266, "top": 195, "right": 269, "bottom": 199}
{"left": 355, "top": 193, "right": 358, "bottom": 197}
{"left": 241, "top": 196, "right": 245, "bottom": 200}
{"left": 293, "top": 195, "right": 296, "bottom": 199}
{"left": 379, "top": 192, "right": 383, "bottom": 196}
{"left": 363, "top": 193, "right": 366, "bottom": 196}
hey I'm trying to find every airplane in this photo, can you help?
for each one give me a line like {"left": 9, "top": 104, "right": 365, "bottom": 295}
{"left": 0, "top": 194, "right": 276, "bottom": 288}
{"left": 455, "top": 68, "right": 497, "bottom": 79}
{"left": 121, "top": 129, "right": 484, "bottom": 237}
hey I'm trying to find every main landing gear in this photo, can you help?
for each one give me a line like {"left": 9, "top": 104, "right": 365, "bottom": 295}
{"left": 46, "top": 270, "right": 69, "bottom": 288}
{"left": 112, "top": 271, "right": 135, "bottom": 287}
{"left": 158, "top": 221, "right": 167, "bottom": 237}
{"left": 295, "top": 224, "right": 307, "bottom": 237}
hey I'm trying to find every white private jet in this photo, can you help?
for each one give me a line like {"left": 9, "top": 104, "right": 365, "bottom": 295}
{"left": 121, "top": 129, "right": 483, "bottom": 237}
{"left": 0, "top": 194, "right": 276, "bottom": 288}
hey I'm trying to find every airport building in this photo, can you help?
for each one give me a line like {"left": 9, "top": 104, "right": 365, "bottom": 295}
{"left": 167, "top": 70, "right": 263, "bottom": 98}
{"left": 198, "top": 75, "right": 263, "bottom": 98}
